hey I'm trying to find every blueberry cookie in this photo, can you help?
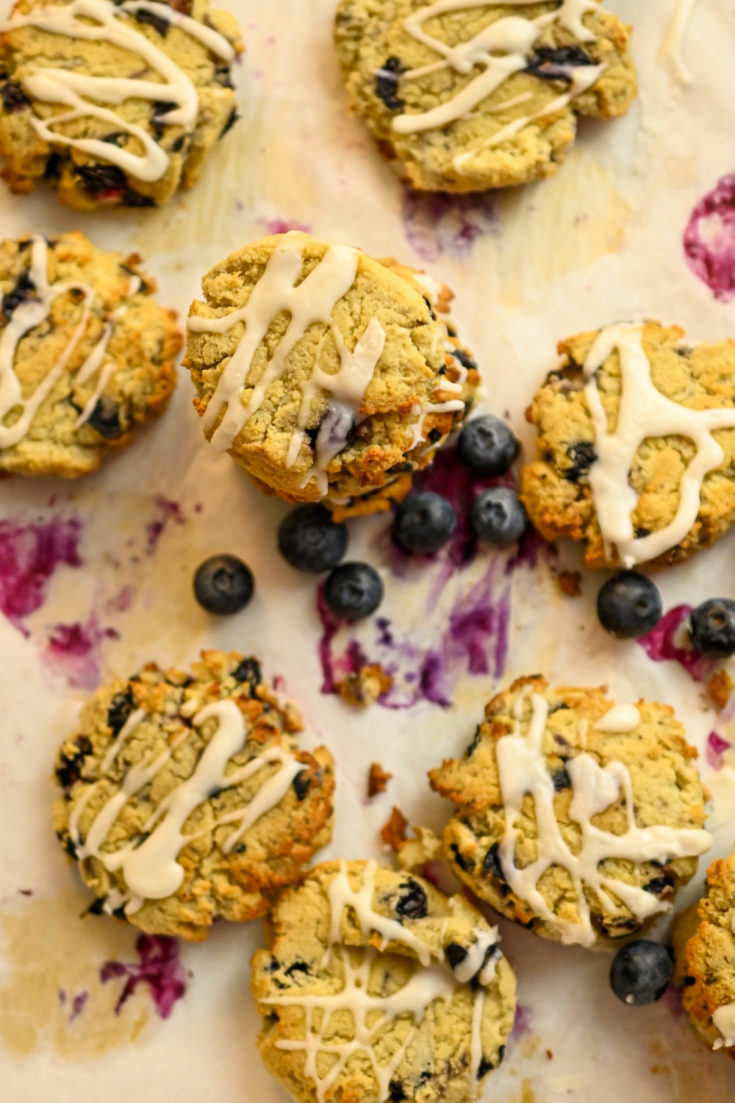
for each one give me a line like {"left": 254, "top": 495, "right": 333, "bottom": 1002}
{"left": 334, "top": 0, "right": 637, "bottom": 193}
{"left": 520, "top": 321, "right": 735, "bottom": 569}
{"left": 185, "top": 231, "right": 478, "bottom": 514}
{"left": 0, "top": 231, "right": 180, "bottom": 476}
{"left": 53, "top": 650, "right": 335, "bottom": 941}
{"left": 678, "top": 849, "right": 735, "bottom": 1057}
{"left": 0, "top": 0, "right": 242, "bottom": 209}
{"left": 429, "top": 676, "right": 711, "bottom": 947}
{"left": 251, "top": 859, "right": 517, "bottom": 1103}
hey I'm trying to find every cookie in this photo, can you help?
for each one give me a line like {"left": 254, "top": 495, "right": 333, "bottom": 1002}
{"left": 0, "top": 0, "right": 242, "bottom": 209}
{"left": 520, "top": 321, "right": 735, "bottom": 569}
{"left": 185, "top": 231, "right": 478, "bottom": 514}
{"left": 334, "top": 0, "right": 637, "bottom": 193}
{"left": 251, "top": 859, "right": 517, "bottom": 1103}
{"left": 429, "top": 676, "right": 711, "bottom": 947}
{"left": 0, "top": 231, "right": 181, "bottom": 477}
{"left": 53, "top": 650, "right": 335, "bottom": 941}
{"left": 678, "top": 849, "right": 735, "bottom": 1057}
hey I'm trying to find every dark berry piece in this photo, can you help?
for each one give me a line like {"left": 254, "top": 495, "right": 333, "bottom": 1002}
{"left": 451, "top": 347, "right": 478, "bottom": 373}
{"left": 483, "top": 843, "right": 505, "bottom": 880}
{"left": 291, "top": 770, "right": 311, "bottom": 801}
{"left": 644, "top": 871, "right": 674, "bottom": 896}
{"left": 689, "top": 598, "right": 735, "bottom": 657}
{"left": 1, "top": 269, "right": 37, "bottom": 320}
{"left": 394, "top": 492, "right": 457, "bottom": 554}
{"left": 525, "top": 44, "right": 594, "bottom": 81}
{"left": 134, "top": 7, "right": 170, "bottom": 34}
{"left": 193, "top": 555, "right": 254, "bottom": 615}
{"left": 457, "top": 415, "right": 520, "bottom": 476}
{"left": 450, "top": 842, "right": 472, "bottom": 872}
{"left": 609, "top": 940, "right": 672, "bottom": 1005}
{"left": 219, "top": 107, "right": 239, "bottom": 138}
{"left": 388, "top": 1082, "right": 407, "bottom": 1102}
{"left": 75, "top": 162, "right": 127, "bottom": 194}
{"left": 375, "top": 56, "right": 404, "bottom": 111}
{"left": 107, "top": 687, "right": 134, "bottom": 734}
{"left": 551, "top": 766, "right": 571, "bottom": 791}
{"left": 477, "top": 1057, "right": 496, "bottom": 1079}
{"left": 55, "top": 736, "right": 93, "bottom": 793}
{"left": 232, "top": 657, "right": 262, "bottom": 689}
{"left": 1, "top": 80, "right": 30, "bottom": 112}
{"left": 470, "top": 487, "right": 527, "bottom": 545}
{"left": 87, "top": 395, "right": 123, "bottom": 439}
{"left": 395, "top": 879, "right": 428, "bottom": 919}
{"left": 278, "top": 505, "right": 348, "bottom": 573}
{"left": 445, "top": 943, "right": 468, "bottom": 970}
{"left": 323, "top": 562, "right": 383, "bottom": 620}
{"left": 564, "top": 440, "right": 597, "bottom": 482}
{"left": 597, "top": 572, "right": 662, "bottom": 639}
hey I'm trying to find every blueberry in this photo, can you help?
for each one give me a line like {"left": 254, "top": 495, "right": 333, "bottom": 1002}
{"left": 75, "top": 163, "right": 127, "bottom": 194}
{"left": 278, "top": 505, "right": 348, "bottom": 573}
{"left": 375, "top": 56, "right": 404, "bottom": 111}
{"left": 87, "top": 395, "right": 123, "bottom": 439}
{"left": 133, "top": 7, "right": 170, "bottom": 34}
{"left": 470, "top": 487, "right": 526, "bottom": 544}
{"left": 291, "top": 770, "right": 311, "bottom": 801}
{"left": 395, "top": 879, "right": 428, "bottom": 919}
{"left": 107, "top": 687, "right": 134, "bottom": 734}
{"left": 0, "top": 80, "right": 30, "bottom": 113}
{"left": 597, "top": 572, "right": 662, "bottom": 639}
{"left": 1, "top": 269, "right": 36, "bottom": 320}
{"left": 324, "top": 562, "right": 383, "bottom": 619}
{"left": 193, "top": 555, "right": 254, "bottom": 615}
{"left": 457, "top": 415, "right": 520, "bottom": 476}
{"left": 564, "top": 440, "right": 597, "bottom": 482}
{"left": 394, "top": 492, "right": 457, "bottom": 554}
{"left": 232, "top": 657, "right": 262, "bottom": 689}
{"left": 525, "top": 44, "right": 594, "bottom": 81}
{"left": 689, "top": 598, "right": 735, "bottom": 657}
{"left": 609, "top": 940, "right": 672, "bottom": 1005}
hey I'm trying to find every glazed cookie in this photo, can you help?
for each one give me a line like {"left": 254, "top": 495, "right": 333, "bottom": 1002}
{"left": 334, "top": 0, "right": 637, "bottom": 193}
{"left": 429, "top": 676, "right": 711, "bottom": 947}
{"left": 0, "top": 231, "right": 180, "bottom": 476}
{"left": 678, "top": 849, "right": 735, "bottom": 1056}
{"left": 251, "top": 859, "right": 516, "bottom": 1103}
{"left": 185, "top": 231, "right": 478, "bottom": 514}
{"left": 53, "top": 650, "right": 335, "bottom": 940}
{"left": 0, "top": 0, "right": 242, "bottom": 209}
{"left": 520, "top": 321, "right": 735, "bottom": 569}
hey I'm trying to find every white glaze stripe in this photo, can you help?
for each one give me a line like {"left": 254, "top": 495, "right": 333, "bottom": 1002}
{"left": 1, "top": 0, "right": 234, "bottom": 183}
{"left": 495, "top": 691, "right": 711, "bottom": 946}
{"left": 583, "top": 323, "right": 735, "bottom": 567}
{"left": 713, "top": 1004, "right": 735, "bottom": 1050}
{"left": 659, "top": 0, "right": 700, "bottom": 83}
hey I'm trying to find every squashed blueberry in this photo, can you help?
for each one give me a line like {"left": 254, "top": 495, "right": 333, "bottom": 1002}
{"left": 689, "top": 598, "right": 735, "bottom": 657}
{"left": 193, "top": 554, "right": 254, "bottom": 615}
{"left": 609, "top": 940, "right": 672, "bottom": 1005}
{"left": 75, "top": 163, "right": 127, "bottom": 194}
{"left": 278, "top": 505, "right": 348, "bottom": 573}
{"left": 87, "top": 395, "right": 123, "bottom": 439}
{"left": 564, "top": 440, "right": 597, "bottom": 481}
{"left": 232, "top": 657, "right": 262, "bottom": 688}
{"left": 525, "top": 43, "right": 594, "bottom": 81}
{"left": 134, "top": 7, "right": 170, "bottom": 34}
{"left": 324, "top": 562, "right": 383, "bottom": 619}
{"left": 470, "top": 487, "right": 526, "bottom": 544}
{"left": 394, "top": 491, "right": 457, "bottom": 554}
{"left": 597, "top": 572, "right": 662, "bottom": 639}
{"left": 2, "top": 269, "right": 37, "bottom": 319}
{"left": 375, "top": 56, "right": 404, "bottom": 110}
{"left": 107, "top": 687, "right": 134, "bottom": 734}
{"left": 483, "top": 843, "right": 504, "bottom": 880}
{"left": 395, "top": 878, "right": 428, "bottom": 919}
{"left": 457, "top": 415, "right": 519, "bottom": 476}
{"left": 0, "top": 80, "right": 30, "bottom": 112}
{"left": 445, "top": 943, "right": 468, "bottom": 970}
{"left": 291, "top": 770, "right": 311, "bottom": 801}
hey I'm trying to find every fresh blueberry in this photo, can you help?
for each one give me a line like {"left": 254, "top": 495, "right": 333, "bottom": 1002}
{"left": 470, "top": 487, "right": 526, "bottom": 544}
{"left": 597, "top": 571, "right": 662, "bottom": 639}
{"left": 609, "top": 940, "right": 672, "bottom": 1005}
{"left": 324, "top": 562, "right": 383, "bottom": 619}
{"left": 394, "top": 492, "right": 457, "bottom": 554}
{"left": 457, "top": 415, "right": 520, "bottom": 476}
{"left": 278, "top": 505, "right": 348, "bottom": 573}
{"left": 193, "top": 555, "right": 254, "bottom": 615}
{"left": 689, "top": 598, "right": 735, "bottom": 657}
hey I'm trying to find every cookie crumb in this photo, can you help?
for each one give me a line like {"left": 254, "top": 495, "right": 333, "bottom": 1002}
{"left": 380, "top": 806, "right": 408, "bottom": 851}
{"left": 708, "top": 668, "right": 734, "bottom": 712}
{"left": 336, "top": 663, "right": 393, "bottom": 708}
{"left": 367, "top": 762, "right": 392, "bottom": 798}
{"left": 557, "top": 569, "right": 582, "bottom": 597}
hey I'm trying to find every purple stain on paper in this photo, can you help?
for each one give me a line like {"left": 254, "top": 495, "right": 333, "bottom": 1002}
{"left": 684, "top": 173, "right": 735, "bottom": 301}
{"left": 638, "top": 605, "right": 712, "bottom": 682}
{"left": 100, "top": 934, "right": 187, "bottom": 1019}
{"left": 402, "top": 190, "right": 497, "bottom": 262}
{"left": 512, "top": 1003, "right": 533, "bottom": 1039}
{"left": 41, "top": 616, "right": 117, "bottom": 690}
{"left": 706, "top": 731, "right": 731, "bottom": 770}
{"left": 58, "top": 988, "right": 89, "bottom": 1022}
{"left": 0, "top": 517, "right": 82, "bottom": 634}
{"left": 263, "top": 218, "right": 311, "bottom": 236}
{"left": 146, "top": 496, "right": 185, "bottom": 553}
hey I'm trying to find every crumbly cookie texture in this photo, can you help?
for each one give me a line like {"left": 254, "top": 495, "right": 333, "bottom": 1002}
{"left": 185, "top": 231, "right": 478, "bottom": 513}
{"left": 334, "top": 0, "right": 637, "bottom": 193}
{"left": 520, "top": 321, "right": 735, "bottom": 569}
{"left": 251, "top": 859, "right": 517, "bottom": 1103}
{"left": 0, "top": 0, "right": 243, "bottom": 210}
{"left": 53, "top": 650, "right": 335, "bottom": 941}
{"left": 0, "top": 231, "right": 180, "bottom": 477}
{"left": 678, "top": 850, "right": 735, "bottom": 1058}
{"left": 429, "top": 676, "right": 710, "bottom": 947}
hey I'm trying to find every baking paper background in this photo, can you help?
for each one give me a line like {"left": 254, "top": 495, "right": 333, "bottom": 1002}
{"left": 2, "top": 1, "right": 735, "bottom": 1099}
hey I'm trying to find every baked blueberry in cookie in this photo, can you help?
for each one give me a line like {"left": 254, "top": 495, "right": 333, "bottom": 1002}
{"left": 0, "top": 0, "right": 243, "bottom": 209}
{"left": 53, "top": 650, "right": 335, "bottom": 940}
{"left": 185, "top": 231, "right": 478, "bottom": 515}
{"left": 0, "top": 231, "right": 180, "bottom": 477}
{"left": 334, "top": 0, "right": 637, "bottom": 192}
{"left": 251, "top": 860, "right": 517, "bottom": 1103}
{"left": 429, "top": 676, "right": 711, "bottom": 947}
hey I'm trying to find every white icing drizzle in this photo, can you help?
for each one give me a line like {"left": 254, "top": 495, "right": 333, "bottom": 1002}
{"left": 0, "top": 0, "right": 234, "bottom": 184}
{"left": 593, "top": 703, "right": 641, "bottom": 733}
{"left": 659, "top": 0, "right": 700, "bottom": 83}
{"left": 582, "top": 323, "right": 735, "bottom": 567}
{"left": 68, "top": 699, "right": 301, "bottom": 910}
{"left": 263, "top": 860, "right": 503, "bottom": 1101}
{"left": 392, "top": 0, "right": 606, "bottom": 171}
{"left": 713, "top": 1004, "right": 735, "bottom": 1050}
{"left": 188, "top": 235, "right": 391, "bottom": 492}
{"left": 495, "top": 692, "right": 712, "bottom": 947}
